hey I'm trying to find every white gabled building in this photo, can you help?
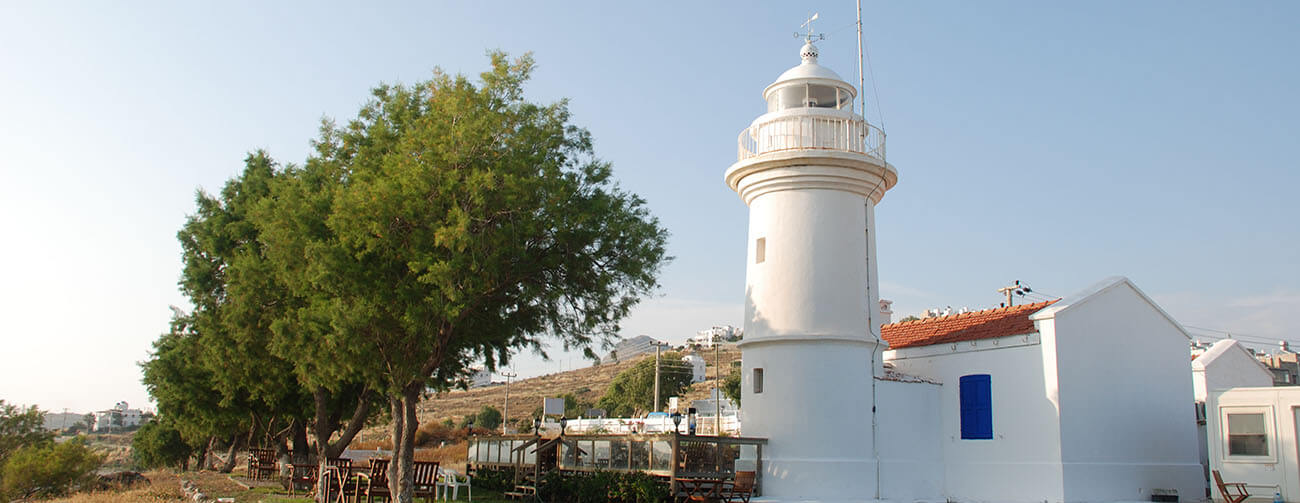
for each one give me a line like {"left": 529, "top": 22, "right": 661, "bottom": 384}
{"left": 1192, "top": 339, "right": 1274, "bottom": 403}
{"left": 877, "top": 277, "right": 1205, "bottom": 503}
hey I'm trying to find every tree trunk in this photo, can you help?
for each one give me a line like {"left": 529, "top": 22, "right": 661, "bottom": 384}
{"left": 216, "top": 435, "right": 239, "bottom": 473}
{"left": 388, "top": 387, "right": 420, "bottom": 503}
{"left": 292, "top": 419, "right": 309, "bottom": 461}
{"left": 194, "top": 436, "right": 213, "bottom": 471}
{"left": 312, "top": 387, "right": 373, "bottom": 502}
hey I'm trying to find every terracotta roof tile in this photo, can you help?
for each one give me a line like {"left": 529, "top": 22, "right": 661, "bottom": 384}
{"left": 881, "top": 300, "right": 1058, "bottom": 350}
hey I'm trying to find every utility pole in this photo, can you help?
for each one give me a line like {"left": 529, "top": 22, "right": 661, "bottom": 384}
{"left": 714, "top": 338, "right": 722, "bottom": 435}
{"left": 651, "top": 340, "right": 669, "bottom": 412}
{"left": 996, "top": 280, "right": 1032, "bottom": 307}
{"left": 501, "top": 370, "right": 517, "bottom": 434}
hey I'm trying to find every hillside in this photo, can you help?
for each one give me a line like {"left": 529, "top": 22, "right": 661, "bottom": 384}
{"left": 355, "top": 344, "right": 741, "bottom": 443}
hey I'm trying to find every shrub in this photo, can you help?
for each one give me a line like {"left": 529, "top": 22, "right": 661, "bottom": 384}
{"left": 413, "top": 421, "right": 457, "bottom": 447}
{"left": 0, "top": 436, "right": 102, "bottom": 499}
{"left": 131, "top": 421, "right": 191, "bottom": 469}
{"left": 538, "top": 470, "right": 669, "bottom": 503}
{"left": 472, "top": 467, "right": 513, "bottom": 491}
{"left": 475, "top": 406, "right": 502, "bottom": 431}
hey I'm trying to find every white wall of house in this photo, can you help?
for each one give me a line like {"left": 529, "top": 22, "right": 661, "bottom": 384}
{"left": 876, "top": 378, "right": 944, "bottom": 502}
{"left": 1208, "top": 386, "right": 1300, "bottom": 502}
{"left": 885, "top": 335, "right": 1066, "bottom": 502}
{"left": 682, "top": 354, "right": 707, "bottom": 383}
{"left": 1034, "top": 277, "right": 1206, "bottom": 503}
{"left": 1193, "top": 339, "right": 1274, "bottom": 403}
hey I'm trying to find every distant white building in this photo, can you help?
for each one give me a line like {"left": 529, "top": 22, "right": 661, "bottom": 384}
{"left": 682, "top": 354, "right": 707, "bottom": 383}
{"left": 689, "top": 325, "right": 741, "bottom": 348}
{"left": 93, "top": 401, "right": 143, "bottom": 432}
{"left": 468, "top": 367, "right": 493, "bottom": 388}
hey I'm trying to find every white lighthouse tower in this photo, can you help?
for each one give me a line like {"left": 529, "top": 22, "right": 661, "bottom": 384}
{"left": 726, "top": 34, "right": 897, "bottom": 501}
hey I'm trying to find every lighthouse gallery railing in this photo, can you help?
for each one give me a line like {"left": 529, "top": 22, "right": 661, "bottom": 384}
{"left": 737, "top": 115, "right": 885, "bottom": 162}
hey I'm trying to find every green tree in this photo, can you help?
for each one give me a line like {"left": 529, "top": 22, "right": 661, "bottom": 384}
{"left": 0, "top": 436, "right": 101, "bottom": 500}
{"left": 139, "top": 314, "right": 248, "bottom": 469}
{"left": 175, "top": 151, "right": 380, "bottom": 483}
{"left": 721, "top": 370, "right": 741, "bottom": 407}
{"left": 596, "top": 353, "right": 693, "bottom": 417}
{"left": 132, "top": 420, "right": 192, "bottom": 470}
{"left": 255, "top": 52, "right": 668, "bottom": 502}
{"left": 0, "top": 401, "right": 52, "bottom": 464}
{"left": 475, "top": 406, "right": 503, "bottom": 431}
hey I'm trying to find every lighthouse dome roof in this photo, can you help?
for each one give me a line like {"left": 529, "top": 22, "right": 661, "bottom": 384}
{"left": 771, "top": 42, "right": 847, "bottom": 84}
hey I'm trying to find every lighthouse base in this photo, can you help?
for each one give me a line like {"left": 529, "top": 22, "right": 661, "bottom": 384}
{"left": 756, "top": 457, "right": 879, "bottom": 502}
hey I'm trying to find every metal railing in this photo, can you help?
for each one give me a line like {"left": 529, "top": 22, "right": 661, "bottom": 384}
{"left": 737, "top": 114, "right": 885, "bottom": 162}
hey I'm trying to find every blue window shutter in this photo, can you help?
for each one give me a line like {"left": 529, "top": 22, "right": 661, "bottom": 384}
{"left": 960, "top": 374, "right": 993, "bottom": 440}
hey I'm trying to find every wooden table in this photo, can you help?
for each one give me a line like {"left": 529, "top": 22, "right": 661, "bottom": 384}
{"left": 676, "top": 477, "right": 726, "bottom": 502}
{"left": 321, "top": 466, "right": 361, "bottom": 503}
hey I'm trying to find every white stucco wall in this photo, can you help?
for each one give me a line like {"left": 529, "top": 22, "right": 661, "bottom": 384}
{"left": 743, "top": 188, "right": 871, "bottom": 339}
{"left": 876, "top": 379, "right": 944, "bottom": 502}
{"left": 885, "top": 336, "right": 1066, "bottom": 502}
{"left": 1037, "top": 278, "right": 1206, "bottom": 503}
{"left": 1193, "top": 339, "right": 1275, "bottom": 403}
{"left": 741, "top": 339, "right": 876, "bottom": 501}
{"left": 1208, "top": 387, "right": 1300, "bottom": 502}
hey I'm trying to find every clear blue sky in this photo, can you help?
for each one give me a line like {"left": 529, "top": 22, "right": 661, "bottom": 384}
{"left": 2, "top": 1, "right": 1296, "bottom": 413}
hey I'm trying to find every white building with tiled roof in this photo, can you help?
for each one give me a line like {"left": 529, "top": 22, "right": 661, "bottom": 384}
{"left": 872, "top": 277, "right": 1205, "bottom": 503}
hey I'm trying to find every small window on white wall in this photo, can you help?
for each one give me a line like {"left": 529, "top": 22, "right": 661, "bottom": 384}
{"left": 1220, "top": 406, "right": 1275, "bottom": 461}
{"left": 753, "top": 368, "right": 764, "bottom": 394}
{"left": 755, "top": 238, "right": 766, "bottom": 264}
{"left": 1227, "top": 412, "right": 1269, "bottom": 456}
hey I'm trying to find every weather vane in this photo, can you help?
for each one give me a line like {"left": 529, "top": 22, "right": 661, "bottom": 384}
{"left": 795, "top": 12, "right": 825, "bottom": 43}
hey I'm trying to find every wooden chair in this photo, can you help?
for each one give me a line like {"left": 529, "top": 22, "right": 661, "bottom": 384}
{"left": 413, "top": 461, "right": 441, "bottom": 502}
{"left": 360, "top": 459, "right": 440, "bottom": 503}
{"left": 247, "top": 448, "right": 279, "bottom": 481}
{"left": 289, "top": 463, "right": 318, "bottom": 496}
{"left": 1213, "top": 470, "right": 1250, "bottom": 503}
{"left": 718, "top": 471, "right": 756, "bottom": 503}
{"left": 361, "top": 459, "right": 391, "bottom": 503}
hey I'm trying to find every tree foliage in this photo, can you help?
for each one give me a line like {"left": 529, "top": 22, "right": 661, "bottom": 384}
{"left": 250, "top": 51, "right": 668, "bottom": 501}
{"left": 139, "top": 315, "right": 246, "bottom": 452}
{"left": 721, "top": 370, "right": 741, "bottom": 407}
{"left": 132, "top": 420, "right": 192, "bottom": 470}
{"left": 475, "top": 406, "right": 503, "bottom": 431}
{"left": 0, "top": 437, "right": 101, "bottom": 500}
{"left": 596, "top": 353, "right": 693, "bottom": 417}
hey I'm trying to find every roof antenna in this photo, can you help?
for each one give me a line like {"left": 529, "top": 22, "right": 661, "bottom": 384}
{"left": 795, "top": 12, "right": 825, "bottom": 43}
{"left": 997, "top": 280, "right": 1033, "bottom": 307}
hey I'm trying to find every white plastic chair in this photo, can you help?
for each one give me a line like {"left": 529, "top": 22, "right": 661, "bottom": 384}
{"left": 438, "top": 467, "right": 471, "bottom": 501}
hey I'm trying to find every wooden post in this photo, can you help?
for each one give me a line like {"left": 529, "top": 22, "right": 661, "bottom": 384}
{"left": 670, "top": 432, "right": 680, "bottom": 496}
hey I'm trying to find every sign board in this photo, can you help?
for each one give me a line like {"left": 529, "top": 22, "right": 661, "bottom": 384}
{"left": 543, "top": 397, "right": 565, "bottom": 416}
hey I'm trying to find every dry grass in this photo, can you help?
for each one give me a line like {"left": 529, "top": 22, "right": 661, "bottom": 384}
{"left": 47, "top": 470, "right": 184, "bottom": 503}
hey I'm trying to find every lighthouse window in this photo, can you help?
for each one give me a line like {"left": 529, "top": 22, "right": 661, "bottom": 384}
{"left": 755, "top": 238, "right": 766, "bottom": 264}
{"left": 776, "top": 86, "right": 805, "bottom": 111}
{"left": 753, "top": 368, "right": 764, "bottom": 394}
{"left": 807, "top": 85, "right": 838, "bottom": 109}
